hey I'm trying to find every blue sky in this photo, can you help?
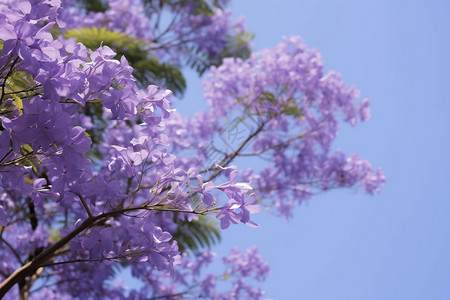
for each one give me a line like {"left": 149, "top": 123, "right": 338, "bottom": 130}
{"left": 176, "top": 0, "right": 450, "bottom": 299}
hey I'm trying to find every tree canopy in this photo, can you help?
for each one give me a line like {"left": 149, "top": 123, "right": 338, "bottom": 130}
{"left": 0, "top": 0, "right": 384, "bottom": 299}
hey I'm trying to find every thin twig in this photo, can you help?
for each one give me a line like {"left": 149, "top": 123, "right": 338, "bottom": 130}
{"left": 76, "top": 194, "right": 93, "bottom": 218}
{"left": 0, "top": 57, "right": 20, "bottom": 104}
{"left": 0, "top": 236, "right": 24, "bottom": 265}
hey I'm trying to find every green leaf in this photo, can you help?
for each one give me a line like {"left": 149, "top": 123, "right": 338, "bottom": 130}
{"left": 282, "top": 105, "right": 303, "bottom": 118}
{"left": 20, "top": 144, "right": 34, "bottom": 154}
{"left": 11, "top": 94, "right": 23, "bottom": 115}
{"left": 64, "top": 27, "right": 148, "bottom": 57}
{"left": 260, "top": 92, "right": 277, "bottom": 103}
{"left": 18, "top": 144, "right": 41, "bottom": 173}
{"left": 7, "top": 70, "right": 35, "bottom": 92}
{"left": 172, "top": 215, "right": 221, "bottom": 253}
{"left": 134, "top": 58, "right": 186, "bottom": 95}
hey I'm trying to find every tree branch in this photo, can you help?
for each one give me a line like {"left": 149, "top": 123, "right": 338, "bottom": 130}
{"left": 0, "top": 202, "right": 218, "bottom": 297}
{"left": 0, "top": 56, "right": 20, "bottom": 104}
{"left": 207, "top": 121, "right": 267, "bottom": 182}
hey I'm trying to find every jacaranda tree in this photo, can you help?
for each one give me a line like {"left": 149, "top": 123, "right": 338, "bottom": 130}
{"left": 0, "top": 0, "right": 385, "bottom": 299}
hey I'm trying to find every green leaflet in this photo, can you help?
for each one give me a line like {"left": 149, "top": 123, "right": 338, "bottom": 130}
{"left": 18, "top": 144, "right": 41, "bottom": 173}
{"left": 11, "top": 94, "right": 23, "bottom": 115}
{"left": 282, "top": 105, "right": 303, "bottom": 118}
{"left": 6, "top": 70, "right": 35, "bottom": 92}
{"left": 64, "top": 27, "right": 148, "bottom": 59}
{"left": 172, "top": 215, "right": 222, "bottom": 253}
{"left": 282, "top": 98, "right": 303, "bottom": 118}
{"left": 133, "top": 58, "right": 186, "bottom": 95}
{"left": 20, "top": 144, "right": 34, "bottom": 154}
{"left": 260, "top": 92, "right": 277, "bottom": 104}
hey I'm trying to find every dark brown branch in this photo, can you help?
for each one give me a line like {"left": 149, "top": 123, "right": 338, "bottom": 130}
{"left": 0, "top": 56, "right": 20, "bottom": 104}
{"left": 76, "top": 194, "right": 93, "bottom": 218}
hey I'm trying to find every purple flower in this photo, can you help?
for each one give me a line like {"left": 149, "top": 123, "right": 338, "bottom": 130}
{"left": 81, "top": 227, "right": 115, "bottom": 260}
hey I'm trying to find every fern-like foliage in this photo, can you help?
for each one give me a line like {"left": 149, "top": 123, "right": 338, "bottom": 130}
{"left": 172, "top": 215, "right": 222, "bottom": 253}
{"left": 64, "top": 27, "right": 148, "bottom": 59}
{"left": 133, "top": 58, "right": 186, "bottom": 96}
{"left": 64, "top": 27, "right": 186, "bottom": 95}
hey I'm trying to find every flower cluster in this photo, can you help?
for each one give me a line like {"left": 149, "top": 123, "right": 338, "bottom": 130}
{"left": 165, "top": 36, "right": 385, "bottom": 219}
{"left": 126, "top": 247, "right": 269, "bottom": 300}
